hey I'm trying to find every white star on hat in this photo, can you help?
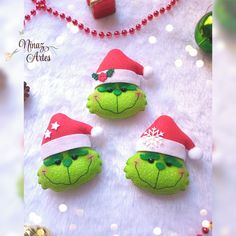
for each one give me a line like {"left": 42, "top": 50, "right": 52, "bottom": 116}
{"left": 51, "top": 121, "right": 60, "bottom": 130}
{"left": 44, "top": 129, "right": 51, "bottom": 139}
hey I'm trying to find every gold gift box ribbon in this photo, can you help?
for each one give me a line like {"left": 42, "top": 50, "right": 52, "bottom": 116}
{"left": 89, "top": 0, "right": 103, "bottom": 7}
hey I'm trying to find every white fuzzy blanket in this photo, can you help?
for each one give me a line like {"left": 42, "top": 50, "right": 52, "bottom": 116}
{"left": 24, "top": 0, "right": 212, "bottom": 235}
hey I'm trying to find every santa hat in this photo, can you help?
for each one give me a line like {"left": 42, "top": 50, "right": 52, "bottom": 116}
{"left": 91, "top": 49, "right": 153, "bottom": 87}
{"left": 41, "top": 113, "right": 103, "bottom": 159}
{"left": 136, "top": 115, "right": 203, "bottom": 161}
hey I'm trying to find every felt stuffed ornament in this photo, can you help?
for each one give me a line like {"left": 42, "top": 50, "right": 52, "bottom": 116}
{"left": 87, "top": 49, "right": 153, "bottom": 119}
{"left": 124, "top": 115, "right": 203, "bottom": 195}
{"left": 38, "top": 113, "right": 103, "bottom": 192}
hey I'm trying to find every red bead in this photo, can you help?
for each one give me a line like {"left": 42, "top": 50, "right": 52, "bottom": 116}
{"left": 136, "top": 24, "right": 141, "bottom": 31}
{"left": 53, "top": 10, "right": 58, "bottom": 16}
{"left": 148, "top": 14, "right": 153, "bottom": 21}
{"left": 106, "top": 32, "right": 112, "bottom": 38}
{"left": 129, "top": 28, "right": 135, "bottom": 34}
{"left": 84, "top": 27, "right": 90, "bottom": 34}
{"left": 160, "top": 7, "right": 165, "bottom": 14}
{"left": 142, "top": 19, "right": 148, "bottom": 25}
{"left": 60, "top": 13, "right": 65, "bottom": 19}
{"left": 30, "top": 10, "right": 36, "bottom": 16}
{"left": 153, "top": 10, "right": 159, "bottom": 17}
{"left": 99, "top": 32, "right": 105, "bottom": 38}
{"left": 72, "top": 19, "right": 78, "bottom": 25}
{"left": 78, "top": 23, "right": 84, "bottom": 30}
{"left": 25, "top": 15, "right": 31, "bottom": 21}
{"left": 202, "top": 227, "right": 209, "bottom": 234}
{"left": 171, "top": 0, "right": 176, "bottom": 5}
{"left": 91, "top": 30, "right": 97, "bottom": 36}
{"left": 66, "top": 16, "right": 72, "bottom": 22}
{"left": 47, "top": 8, "right": 52, "bottom": 13}
{"left": 166, "top": 4, "right": 171, "bottom": 10}
{"left": 121, "top": 30, "right": 128, "bottom": 36}
{"left": 114, "top": 31, "right": 120, "bottom": 37}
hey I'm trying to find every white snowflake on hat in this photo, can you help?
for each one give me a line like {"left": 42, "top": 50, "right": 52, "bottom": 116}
{"left": 141, "top": 127, "right": 164, "bottom": 149}
{"left": 91, "top": 49, "right": 153, "bottom": 87}
{"left": 136, "top": 115, "right": 203, "bottom": 161}
{"left": 41, "top": 113, "right": 103, "bottom": 159}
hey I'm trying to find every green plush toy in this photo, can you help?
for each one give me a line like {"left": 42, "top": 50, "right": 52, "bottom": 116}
{"left": 124, "top": 115, "right": 203, "bottom": 195}
{"left": 38, "top": 113, "right": 103, "bottom": 192}
{"left": 87, "top": 49, "right": 153, "bottom": 119}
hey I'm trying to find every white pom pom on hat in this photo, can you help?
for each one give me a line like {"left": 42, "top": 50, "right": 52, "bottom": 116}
{"left": 188, "top": 147, "right": 203, "bottom": 160}
{"left": 91, "top": 126, "right": 103, "bottom": 137}
{"left": 143, "top": 66, "right": 153, "bottom": 79}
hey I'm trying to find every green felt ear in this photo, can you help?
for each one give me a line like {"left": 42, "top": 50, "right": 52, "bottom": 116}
{"left": 38, "top": 147, "right": 102, "bottom": 192}
{"left": 124, "top": 152, "right": 189, "bottom": 195}
{"left": 87, "top": 83, "right": 147, "bottom": 119}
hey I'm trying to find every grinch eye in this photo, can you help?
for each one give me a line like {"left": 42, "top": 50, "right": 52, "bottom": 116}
{"left": 107, "top": 87, "right": 113, "bottom": 93}
{"left": 55, "top": 159, "right": 61, "bottom": 165}
{"left": 148, "top": 159, "right": 155, "bottom": 164}
{"left": 166, "top": 162, "right": 172, "bottom": 167}
{"left": 121, "top": 87, "right": 127, "bottom": 92}
{"left": 71, "top": 154, "right": 78, "bottom": 160}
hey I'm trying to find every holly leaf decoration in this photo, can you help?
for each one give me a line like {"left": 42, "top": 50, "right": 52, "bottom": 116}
{"left": 106, "top": 68, "right": 114, "bottom": 78}
{"left": 92, "top": 73, "right": 98, "bottom": 81}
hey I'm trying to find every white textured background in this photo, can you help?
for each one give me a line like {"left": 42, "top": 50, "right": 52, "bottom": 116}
{"left": 24, "top": 0, "right": 212, "bottom": 235}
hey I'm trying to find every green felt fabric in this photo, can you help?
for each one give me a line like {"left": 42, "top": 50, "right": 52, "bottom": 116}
{"left": 38, "top": 147, "right": 102, "bottom": 192}
{"left": 87, "top": 83, "right": 147, "bottom": 119}
{"left": 124, "top": 152, "right": 189, "bottom": 195}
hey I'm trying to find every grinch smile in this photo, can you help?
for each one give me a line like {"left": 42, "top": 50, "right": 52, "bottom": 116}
{"left": 42, "top": 159, "right": 93, "bottom": 186}
{"left": 134, "top": 162, "right": 184, "bottom": 190}
{"left": 94, "top": 93, "right": 140, "bottom": 114}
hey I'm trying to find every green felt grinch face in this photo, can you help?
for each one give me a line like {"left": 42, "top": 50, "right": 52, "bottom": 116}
{"left": 87, "top": 83, "right": 147, "bottom": 119}
{"left": 38, "top": 147, "right": 102, "bottom": 192}
{"left": 124, "top": 152, "right": 189, "bottom": 195}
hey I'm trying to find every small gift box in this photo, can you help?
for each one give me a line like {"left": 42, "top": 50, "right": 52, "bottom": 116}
{"left": 87, "top": 0, "right": 116, "bottom": 19}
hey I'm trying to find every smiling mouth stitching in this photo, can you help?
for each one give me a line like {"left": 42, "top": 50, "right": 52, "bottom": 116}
{"left": 94, "top": 94, "right": 140, "bottom": 114}
{"left": 43, "top": 159, "right": 93, "bottom": 186}
{"left": 134, "top": 163, "right": 184, "bottom": 190}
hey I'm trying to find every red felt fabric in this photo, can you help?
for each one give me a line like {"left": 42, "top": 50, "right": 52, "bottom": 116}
{"left": 141, "top": 115, "right": 196, "bottom": 150}
{"left": 97, "top": 49, "right": 144, "bottom": 75}
{"left": 41, "top": 113, "right": 93, "bottom": 145}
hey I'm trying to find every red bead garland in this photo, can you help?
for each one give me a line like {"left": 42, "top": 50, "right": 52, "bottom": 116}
{"left": 24, "top": 0, "right": 179, "bottom": 39}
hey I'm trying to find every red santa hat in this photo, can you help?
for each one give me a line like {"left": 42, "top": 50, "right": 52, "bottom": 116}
{"left": 136, "top": 115, "right": 203, "bottom": 161}
{"left": 41, "top": 113, "right": 103, "bottom": 159}
{"left": 91, "top": 49, "right": 153, "bottom": 87}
